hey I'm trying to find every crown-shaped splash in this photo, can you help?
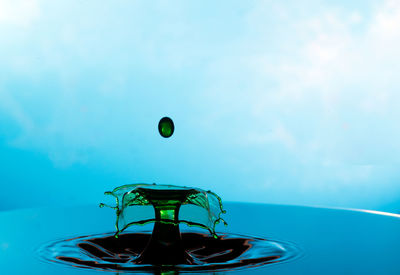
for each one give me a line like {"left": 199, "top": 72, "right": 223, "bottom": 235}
{"left": 100, "top": 183, "right": 227, "bottom": 264}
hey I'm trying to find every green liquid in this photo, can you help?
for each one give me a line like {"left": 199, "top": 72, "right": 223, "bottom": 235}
{"left": 101, "top": 184, "right": 227, "bottom": 264}
{"left": 158, "top": 117, "right": 174, "bottom": 138}
{"left": 101, "top": 184, "right": 226, "bottom": 238}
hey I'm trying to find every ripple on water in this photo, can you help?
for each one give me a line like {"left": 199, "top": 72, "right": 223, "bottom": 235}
{"left": 39, "top": 231, "right": 300, "bottom": 272}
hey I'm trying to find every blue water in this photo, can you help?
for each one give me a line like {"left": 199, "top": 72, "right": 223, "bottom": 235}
{"left": 1, "top": 202, "right": 399, "bottom": 274}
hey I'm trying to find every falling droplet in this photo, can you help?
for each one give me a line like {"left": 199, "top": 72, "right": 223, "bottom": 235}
{"left": 158, "top": 117, "right": 174, "bottom": 138}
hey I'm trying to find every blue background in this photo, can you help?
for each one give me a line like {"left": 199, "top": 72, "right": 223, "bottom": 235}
{"left": 1, "top": 0, "right": 399, "bottom": 212}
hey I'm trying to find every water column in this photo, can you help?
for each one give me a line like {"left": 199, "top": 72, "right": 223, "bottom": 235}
{"left": 134, "top": 187, "right": 195, "bottom": 264}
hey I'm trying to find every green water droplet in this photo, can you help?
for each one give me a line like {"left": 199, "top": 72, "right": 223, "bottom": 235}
{"left": 158, "top": 117, "right": 174, "bottom": 138}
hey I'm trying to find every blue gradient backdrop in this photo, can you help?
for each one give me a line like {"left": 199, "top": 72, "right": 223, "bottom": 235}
{"left": 1, "top": 0, "right": 399, "bottom": 212}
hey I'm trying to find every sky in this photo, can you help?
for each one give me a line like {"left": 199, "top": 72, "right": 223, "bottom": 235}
{"left": 0, "top": 0, "right": 399, "bottom": 212}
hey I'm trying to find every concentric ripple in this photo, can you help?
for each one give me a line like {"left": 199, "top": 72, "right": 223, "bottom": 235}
{"left": 39, "top": 231, "right": 300, "bottom": 272}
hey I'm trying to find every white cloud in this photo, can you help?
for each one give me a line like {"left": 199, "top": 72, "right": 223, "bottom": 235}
{"left": 0, "top": 0, "right": 39, "bottom": 27}
{"left": 217, "top": 0, "right": 400, "bottom": 166}
{"left": 0, "top": 89, "right": 34, "bottom": 133}
{"left": 243, "top": 123, "right": 296, "bottom": 149}
{"left": 0, "top": 0, "right": 399, "bottom": 210}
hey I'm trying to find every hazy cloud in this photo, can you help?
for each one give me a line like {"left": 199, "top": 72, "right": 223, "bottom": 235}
{"left": 0, "top": 0, "right": 399, "bottom": 210}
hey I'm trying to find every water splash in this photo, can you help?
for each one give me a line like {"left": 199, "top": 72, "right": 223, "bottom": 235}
{"left": 101, "top": 184, "right": 227, "bottom": 238}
